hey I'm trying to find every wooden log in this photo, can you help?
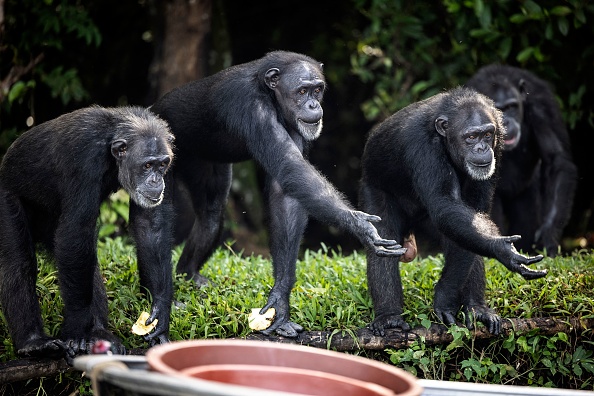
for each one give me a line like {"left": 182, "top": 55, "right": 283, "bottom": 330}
{"left": 243, "top": 316, "right": 594, "bottom": 351}
{"left": 1, "top": 316, "right": 592, "bottom": 383}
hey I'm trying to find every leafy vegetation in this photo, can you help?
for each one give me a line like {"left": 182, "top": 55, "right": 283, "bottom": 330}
{"left": 350, "top": 0, "right": 594, "bottom": 129}
{"left": 1, "top": 229, "right": 593, "bottom": 392}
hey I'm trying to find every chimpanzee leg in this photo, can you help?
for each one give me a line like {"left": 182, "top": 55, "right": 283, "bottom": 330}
{"left": 259, "top": 178, "right": 308, "bottom": 338}
{"left": 360, "top": 182, "right": 410, "bottom": 336}
{"left": 54, "top": 206, "right": 122, "bottom": 356}
{"left": 459, "top": 257, "right": 501, "bottom": 335}
{"left": 129, "top": 186, "right": 174, "bottom": 345}
{"left": 175, "top": 161, "right": 232, "bottom": 286}
{"left": 0, "top": 188, "right": 64, "bottom": 356}
{"left": 434, "top": 241, "right": 501, "bottom": 334}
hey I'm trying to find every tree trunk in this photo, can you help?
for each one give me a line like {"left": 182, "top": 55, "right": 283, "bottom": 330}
{"left": 148, "top": 0, "right": 212, "bottom": 100}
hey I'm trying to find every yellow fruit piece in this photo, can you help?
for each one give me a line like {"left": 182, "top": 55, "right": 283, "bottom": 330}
{"left": 131, "top": 311, "right": 158, "bottom": 335}
{"left": 248, "top": 307, "right": 276, "bottom": 331}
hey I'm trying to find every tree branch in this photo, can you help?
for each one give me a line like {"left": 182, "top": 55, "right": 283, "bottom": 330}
{"left": 0, "top": 53, "right": 44, "bottom": 104}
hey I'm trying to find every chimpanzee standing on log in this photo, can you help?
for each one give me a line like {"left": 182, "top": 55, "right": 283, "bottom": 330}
{"left": 359, "top": 87, "right": 546, "bottom": 336}
{"left": 151, "top": 51, "right": 405, "bottom": 337}
{"left": 0, "top": 106, "right": 174, "bottom": 360}
{"left": 466, "top": 65, "right": 578, "bottom": 256}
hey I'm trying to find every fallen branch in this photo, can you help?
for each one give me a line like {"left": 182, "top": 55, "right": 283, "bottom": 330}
{"left": 1, "top": 316, "right": 592, "bottom": 383}
{"left": 243, "top": 316, "right": 594, "bottom": 351}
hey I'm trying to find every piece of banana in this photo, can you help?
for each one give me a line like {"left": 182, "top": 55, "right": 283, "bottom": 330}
{"left": 248, "top": 307, "right": 276, "bottom": 331}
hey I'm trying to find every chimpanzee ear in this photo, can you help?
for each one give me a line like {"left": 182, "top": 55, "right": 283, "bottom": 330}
{"left": 518, "top": 78, "right": 528, "bottom": 102}
{"left": 265, "top": 68, "right": 280, "bottom": 89}
{"left": 111, "top": 139, "right": 127, "bottom": 159}
{"left": 435, "top": 115, "right": 448, "bottom": 137}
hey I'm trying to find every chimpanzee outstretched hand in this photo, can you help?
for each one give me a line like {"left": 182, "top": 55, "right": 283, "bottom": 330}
{"left": 144, "top": 300, "right": 171, "bottom": 345}
{"left": 349, "top": 211, "right": 407, "bottom": 257}
{"left": 496, "top": 235, "right": 547, "bottom": 280}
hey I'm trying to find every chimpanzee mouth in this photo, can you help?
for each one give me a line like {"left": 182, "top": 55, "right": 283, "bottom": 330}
{"left": 469, "top": 161, "right": 491, "bottom": 167}
{"left": 134, "top": 189, "right": 164, "bottom": 208}
{"left": 298, "top": 119, "right": 321, "bottom": 126}
{"left": 504, "top": 136, "right": 517, "bottom": 145}
{"left": 297, "top": 118, "right": 323, "bottom": 141}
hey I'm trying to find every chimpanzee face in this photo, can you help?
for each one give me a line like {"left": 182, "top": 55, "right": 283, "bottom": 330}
{"left": 489, "top": 83, "right": 525, "bottom": 151}
{"left": 435, "top": 102, "right": 502, "bottom": 181}
{"left": 265, "top": 61, "right": 326, "bottom": 141}
{"left": 111, "top": 129, "right": 174, "bottom": 209}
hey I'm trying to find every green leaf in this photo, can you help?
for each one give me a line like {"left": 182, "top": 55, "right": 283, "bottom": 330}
{"left": 557, "top": 17, "right": 569, "bottom": 36}
{"left": 7, "top": 81, "right": 26, "bottom": 103}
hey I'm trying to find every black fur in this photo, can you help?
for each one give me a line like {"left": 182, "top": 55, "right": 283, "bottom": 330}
{"left": 151, "top": 51, "right": 404, "bottom": 338}
{"left": 359, "top": 87, "right": 546, "bottom": 337}
{"left": 466, "top": 65, "right": 578, "bottom": 255}
{"left": 0, "top": 106, "right": 175, "bottom": 361}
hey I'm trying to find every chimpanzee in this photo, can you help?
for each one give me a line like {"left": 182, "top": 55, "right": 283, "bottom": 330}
{"left": 359, "top": 87, "right": 547, "bottom": 336}
{"left": 466, "top": 65, "right": 577, "bottom": 255}
{"left": 0, "top": 106, "right": 175, "bottom": 360}
{"left": 151, "top": 50, "right": 405, "bottom": 337}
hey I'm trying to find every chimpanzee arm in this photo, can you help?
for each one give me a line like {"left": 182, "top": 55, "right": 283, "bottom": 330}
{"left": 531, "top": 116, "right": 578, "bottom": 250}
{"left": 414, "top": 164, "right": 545, "bottom": 279}
{"left": 128, "top": 193, "right": 174, "bottom": 345}
{"left": 249, "top": 116, "right": 405, "bottom": 257}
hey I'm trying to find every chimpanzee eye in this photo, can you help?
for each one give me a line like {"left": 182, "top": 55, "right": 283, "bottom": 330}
{"left": 299, "top": 88, "right": 307, "bottom": 95}
{"left": 144, "top": 163, "right": 152, "bottom": 169}
{"left": 314, "top": 87, "right": 321, "bottom": 94}
{"left": 485, "top": 132, "right": 493, "bottom": 139}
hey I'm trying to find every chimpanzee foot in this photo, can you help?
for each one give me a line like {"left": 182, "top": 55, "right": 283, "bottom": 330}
{"left": 369, "top": 314, "right": 411, "bottom": 336}
{"left": 463, "top": 305, "right": 501, "bottom": 335}
{"left": 16, "top": 334, "right": 66, "bottom": 358}
{"left": 192, "top": 273, "right": 213, "bottom": 288}
{"left": 192, "top": 272, "right": 214, "bottom": 288}
{"left": 62, "top": 328, "right": 126, "bottom": 364}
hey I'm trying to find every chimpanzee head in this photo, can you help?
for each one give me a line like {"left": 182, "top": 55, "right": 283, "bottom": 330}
{"left": 466, "top": 68, "right": 526, "bottom": 151}
{"left": 485, "top": 79, "right": 525, "bottom": 151}
{"left": 264, "top": 56, "right": 326, "bottom": 141}
{"left": 111, "top": 109, "right": 174, "bottom": 208}
{"left": 435, "top": 89, "right": 504, "bottom": 181}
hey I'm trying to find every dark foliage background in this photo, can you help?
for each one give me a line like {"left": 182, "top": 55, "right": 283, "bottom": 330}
{"left": 1, "top": 0, "right": 593, "bottom": 255}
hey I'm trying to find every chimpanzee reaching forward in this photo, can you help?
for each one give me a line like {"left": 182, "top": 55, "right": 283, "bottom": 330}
{"left": 359, "top": 87, "right": 547, "bottom": 336}
{"left": 466, "top": 65, "right": 577, "bottom": 255}
{"left": 0, "top": 106, "right": 174, "bottom": 360}
{"left": 151, "top": 51, "right": 404, "bottom": 337}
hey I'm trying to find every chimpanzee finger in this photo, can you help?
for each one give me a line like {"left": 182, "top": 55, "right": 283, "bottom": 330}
{"left": 260, "top": 302, "right": 276, "bottom": 316}
{"left": 357, "top": 212, "right": 382, "bottom": 223}
{"left": 374, "top": 245, "right": 407, "bottom": 257}
{"left": 373, "top": 237, "right": 401, "bottom": 248}
{"left": 436, "top": 310, "right": 457, "bottom": 326}
{"left": 503, "top": 235, "right": 522, "bottom": 243}
{"left": 519, "top": 266, "right": 548, "bottom": 280}
{"left": 146, "top": 334, "right": 169, "bottom": 346}
{"left": 523, "top": 254, "right": 544, "bottom": 265}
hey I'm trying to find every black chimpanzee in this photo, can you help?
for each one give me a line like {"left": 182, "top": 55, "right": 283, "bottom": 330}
{"left": 0, "top": 106, "right": 174, "bottom": 360}
{"left": 151, "top": 50, "right": 405, "bottom": 338}
{"left": 359, "top": 87, "right": 547, "bottom": 336}
{"left": 466, "top": 65, "right": 578, "bottom": 255}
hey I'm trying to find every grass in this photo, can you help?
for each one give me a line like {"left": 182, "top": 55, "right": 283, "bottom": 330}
{"left": 1, "top": 237, "right": 594, "bottom": 393}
